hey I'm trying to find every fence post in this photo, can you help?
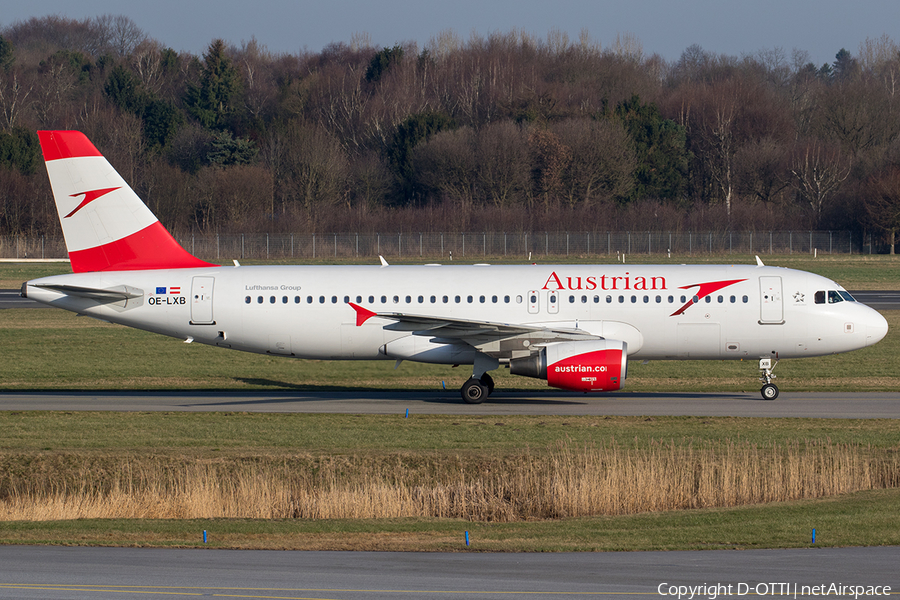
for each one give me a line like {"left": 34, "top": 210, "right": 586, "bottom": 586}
{"left": 420, "top": 232, "right": 423, "bottom": 257}
{"left": 648, "top": 231, "right": 651, "bottom": 255}
{"left": 399, "top": 233, "right": 402, "bottom": 258}
{"left": 313, "top": 234, "right": 315, "bottom": 259}
{"left": 483, "top": 232, "right": 486, "bottom": 257}
{"left": 334, "top": 233, "right": 337, "bottom": 257}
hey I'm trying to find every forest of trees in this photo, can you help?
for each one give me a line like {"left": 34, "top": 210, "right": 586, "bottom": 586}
{"left": 2, "top": 15, "right": 900, "bottom": 252}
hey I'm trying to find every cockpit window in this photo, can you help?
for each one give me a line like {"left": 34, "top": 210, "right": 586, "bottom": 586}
{"left": 816, "top": 290, "right": 856, "bottom": 304}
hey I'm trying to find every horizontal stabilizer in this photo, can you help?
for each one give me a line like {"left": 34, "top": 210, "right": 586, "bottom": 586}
{"left": 34, "top": 283, "right": 143, "bottom": 306}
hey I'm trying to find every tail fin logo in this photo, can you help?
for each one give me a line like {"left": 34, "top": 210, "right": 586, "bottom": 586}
{"left": 65, "top": 187, "right": 121, "bottom": 218}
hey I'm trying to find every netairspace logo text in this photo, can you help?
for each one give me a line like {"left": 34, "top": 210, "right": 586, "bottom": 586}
{"left": 657, "top": 582, "right": 892, "bottom": 599}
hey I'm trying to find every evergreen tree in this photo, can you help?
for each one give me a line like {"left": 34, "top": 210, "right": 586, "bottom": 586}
{"left": 365, "top": 45, "right": 403, "bottom": 83}
{"left": 613, "top": 95, "right": 688, "bottom": 202}
{"left": 184, "top": 39, "right": 241, "bottom": 130}
{"left": 387, "top": 111, "right": 456, "bottom": 203}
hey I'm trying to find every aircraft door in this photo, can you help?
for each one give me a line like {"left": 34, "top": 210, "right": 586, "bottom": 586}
{"left": 759, "top": 276, "right": 784, "bottom": 324}
{"left": 527, "top": 290, "right": 539, "bottom": 314}
{"left": 190, "top": 276, "right": 215, "bottom": 325}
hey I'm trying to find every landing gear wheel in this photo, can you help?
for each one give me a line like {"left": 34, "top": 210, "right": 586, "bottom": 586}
{"left": 461, "top": 378, "right": 488, "bottom": 404}
{"left": 760, "top": 383, "right": 779, "bottom": 400}
{"left": 479, "top": 373, "right": 495, "bottom": 395}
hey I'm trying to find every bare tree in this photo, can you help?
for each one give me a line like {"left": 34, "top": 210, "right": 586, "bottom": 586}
{"left": 789, "top": 139, "right": 851, "bottom": 226}
{"left": 0, "top": 69, "right": 33, "bottom": 128}
{"left": 863, "top": 166, "right": 900, "bottom": 254}
{"left": 552, "top": 118, "right": 636, "bottom": 206}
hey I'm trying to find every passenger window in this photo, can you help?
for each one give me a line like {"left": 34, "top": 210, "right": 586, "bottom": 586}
{"left": 492, "top": 295, "right": 498, "bottom": 303}
{"left": 594, "top": 295, "right": 600, "bottom": 303}
{"left": 294, "top": 296, "right": 301, "bottom": 304}
{"left": 549, "top": 293, "right": 557, "bottom": 303}
{"left": 381, "top": 295, "right": 387, "bottom": 303}
{"left": 607, "top": 295, "right": 613, "bottom": 303}
{"left": 504, "top": 295, "right": 510, "bottom": 303}
{"left": 393, "top": 296, "right": 399, "bottom": 304}
{"left": 307, "top": 296, "right": 313, "bottom": 304}
{"left": 656, "top": 295, "right": 662, "bottom": 303}
{"left": 704, "top": 296, "right": 711, "bottom": 303}
{"left": 668, "top": 295, "right": 674, "bottom": 303}
{"left": 405, "top": 295, "right": 411, "bottom": 303}
{"left": 631, "top": 295, "right": 637, "bottom": 303}
{"left": 245, "top": 296, "right": 251, "bottom": 304}
{"left": 581, "top": 295, "right": 587, "bottom": 303}
{"left": 356, "top": 296, "right": 362, "bottom": 303}
{"left": 269, "top": 296, "right": 276, "bottom": 304}
{"left": 742, "top": 295, "right": 749, "bottom": 303}
{"left": 618, "top": 295, "right": 625, "bottom": 303}
{"left": 319, "top": 296, "right": 325, "bottom": 304}
{"left": 343, "top": 296, "right": 349, "bottom": 303}
{"left": 479, "top": 295, "right": 485, "bottom": 303}
{"left": 467, "top": 295, "right": 474, "bottom": 303}
{"left": 282, "top": 296, "right": 288, "bottom": 304}
{"left": 332, "top": 296, "right": 338, "bottom": 303}
{"left": 456, "top": 296, "right": 461, "bottom": 303}
{"left": 368, "top": 295, "right": 375, "bottom": 303}
{"left": 516, "top": 295, "right": 523, "bottom": 304}
{"left": 418, "top": 295, "right": 424, "bottom": 303}
{"left": 430, "top": 296, "right": 436, "bottom": 303}
{"left": 258, "top": 296, "right": 264, "bottom": 304}
{"left": 643, "top": 295, "right": 649, "bottom": 303}
{"left": 717, "top": 295, "right": 723, "bottom": 303}
{"left": 569, "top": 295, "right": 575, "bottom": 303}
{"left": 682, "top": 295, "right": 688, "bottom": 303}
{"left": 443, "top": 296, "right": 449, "bottom": 303}
{"left": 530, "top": 294, "right": 537, "bottom": 304}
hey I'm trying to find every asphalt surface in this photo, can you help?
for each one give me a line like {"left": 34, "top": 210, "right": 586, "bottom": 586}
{"left": 0, "top": 546, "right": 897, "bottom": 600}
{"left": 1, "top": 390, "right": 898, "bottom": 417}
{"left": 4, "top": 289, "right": 900, "bottom": 310}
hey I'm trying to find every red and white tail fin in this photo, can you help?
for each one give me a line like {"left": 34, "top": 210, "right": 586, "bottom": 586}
{"left": 38, "top": 130, "right": 216, "bottom": 273}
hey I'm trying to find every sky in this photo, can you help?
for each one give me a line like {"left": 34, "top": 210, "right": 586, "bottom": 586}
{"left": 3, "top": 0, "right": 899, "bottom": 67}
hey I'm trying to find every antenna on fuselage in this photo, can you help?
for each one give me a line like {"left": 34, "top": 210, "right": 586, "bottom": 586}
{"left": 755, "top": 256, "right": 765, "bottom": 267}
{"left": 379, "top": 255, "right": 389, "bottom": 267}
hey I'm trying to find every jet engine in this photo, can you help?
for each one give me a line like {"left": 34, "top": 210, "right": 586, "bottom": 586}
{"left": 509, "top": 339, "right": 627, "bottom": 392}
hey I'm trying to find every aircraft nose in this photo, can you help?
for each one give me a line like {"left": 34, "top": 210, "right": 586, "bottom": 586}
{"left": 865, "top": 309, "right": 889, "bottom": 347}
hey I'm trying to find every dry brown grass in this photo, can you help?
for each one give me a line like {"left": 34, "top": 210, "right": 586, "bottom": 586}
{"left": 2, "top": 440, "right": 897, "bottom": 522}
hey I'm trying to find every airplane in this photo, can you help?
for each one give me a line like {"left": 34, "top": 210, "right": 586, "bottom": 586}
{"left": 22, "top": 131, "right": 889, "bottom": 402}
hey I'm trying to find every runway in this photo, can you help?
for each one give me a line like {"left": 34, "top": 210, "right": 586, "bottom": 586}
{"left": 1, "top": 389, "right": 899, "bottom": 417}
{"left": 0, "top": 546, "right": 897, "bottom": 600}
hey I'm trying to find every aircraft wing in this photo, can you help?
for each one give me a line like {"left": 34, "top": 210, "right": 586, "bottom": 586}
{"left": 348, "top": 302, "right": 601, "bottom": 349}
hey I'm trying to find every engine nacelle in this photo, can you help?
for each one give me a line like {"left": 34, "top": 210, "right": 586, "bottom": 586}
{"left": 509, "top": 339, "right": 627, "bottom": 392}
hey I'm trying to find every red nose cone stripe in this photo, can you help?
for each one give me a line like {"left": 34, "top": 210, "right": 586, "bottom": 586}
{"left": 68, "top": 222, "right": 217, "bottom": 273}
{"left": 38, "top": 131, "right": 104, "bottom": 161}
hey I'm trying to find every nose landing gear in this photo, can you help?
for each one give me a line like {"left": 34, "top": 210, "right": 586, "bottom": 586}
{"left": 759, "top": 358, "right": 779, "bottom": 400}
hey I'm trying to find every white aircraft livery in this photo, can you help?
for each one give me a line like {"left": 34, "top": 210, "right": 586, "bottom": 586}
{"left": 22, "top": 131, "right": 889, "bottom": 402}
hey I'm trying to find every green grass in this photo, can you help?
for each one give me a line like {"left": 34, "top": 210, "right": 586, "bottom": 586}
{"left": 2, "top": 412, "right": 899, "bottom": 452}
{"left": 2, "top": 308, "right": 897, "bottom": 391}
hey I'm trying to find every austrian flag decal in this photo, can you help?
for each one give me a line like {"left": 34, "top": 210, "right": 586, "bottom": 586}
{"left": 155, "top": 286, "right": 181, "bottom": 295}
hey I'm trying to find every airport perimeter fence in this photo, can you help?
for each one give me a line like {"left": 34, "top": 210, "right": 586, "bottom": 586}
{"left": 0, "top": 230, "right": 880, "bottom": 262}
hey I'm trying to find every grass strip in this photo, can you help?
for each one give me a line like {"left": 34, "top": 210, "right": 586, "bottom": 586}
{"left": 1, "top": 489, "right": 897, "bottom": 551}
{"left": 1, "top": 309, "right": 897, "bottom": 391}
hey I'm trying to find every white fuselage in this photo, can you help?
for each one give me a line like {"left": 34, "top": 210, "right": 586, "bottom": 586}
{"left": 25, "top": 263, "right": 888, "bottom": 364}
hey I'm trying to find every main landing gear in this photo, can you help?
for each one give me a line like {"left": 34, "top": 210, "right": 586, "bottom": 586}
{"left": 461, "top": 373, "right": 494, "bottom": 404}
{"left": 460, "top": 353, "right": 500, "bottom": 404}
{"left": 758, "top": 358, "right": 779, "bottom": 400}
